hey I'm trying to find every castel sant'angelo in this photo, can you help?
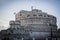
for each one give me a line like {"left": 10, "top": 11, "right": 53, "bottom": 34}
{"left": 0, "top": 8, "right": 60, "bottom": 40}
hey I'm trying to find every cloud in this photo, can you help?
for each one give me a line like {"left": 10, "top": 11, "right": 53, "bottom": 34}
{"left": 0, "top": 0, "right": 60, "bottom": 31}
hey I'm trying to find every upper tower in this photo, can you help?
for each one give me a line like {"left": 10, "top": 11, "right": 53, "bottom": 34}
{"left": 15, "top": 9, "right": 57, "bottom": 31}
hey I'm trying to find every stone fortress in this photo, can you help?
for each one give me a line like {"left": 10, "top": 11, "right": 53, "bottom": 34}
{"left": 9, "top": 9, "right": 57, "bottom": 40}
{"left": 15, "top": 9, "right": 57, "bottom": 32}
{"left": 0, "top": 9, "right": 59, "bottom": 40}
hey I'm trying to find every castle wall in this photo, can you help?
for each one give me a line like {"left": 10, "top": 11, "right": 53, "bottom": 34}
{"left": 15, "top": 9, "right": 57, "bottom": 31}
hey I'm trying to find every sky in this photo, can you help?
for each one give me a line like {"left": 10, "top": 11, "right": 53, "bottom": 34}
{"left": 0, "top": 0, "right": 60, "bottom": 30}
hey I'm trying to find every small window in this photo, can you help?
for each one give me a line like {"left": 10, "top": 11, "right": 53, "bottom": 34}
{"left": 11, "top": 30, "right": 13, "bottom": 33}
{"left": 36, "top": 10, "right": 38, "bottom": 12}
{"left": 25, "top": 30, "right": 26, "bottom": 32}
{"left": 17, "top": 27, "right": 19, "bottom": 30}
{"left": 20, "top": 14, "right": 22, "bottom": 16}
{"left": 27, "top": 15, "right": 30, "bottom": 17}
{"left": 44, "top": 15, "right": 46, "bottom": 17}
{"left": 16, "top": 18, "right": 17, "bottom": 19}
{"left": 53, "top": 16, "right": 55, "bottom": 18}
{"left": 33, "top": 14, "right": 36, "bottom": 16}
{"left": 48, "top": 15, "right": 49, "bottom": 17}
{"left": 39, "top": 15, "right": 42, "bottom": 16}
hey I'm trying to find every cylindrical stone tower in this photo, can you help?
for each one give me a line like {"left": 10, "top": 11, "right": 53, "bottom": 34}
{"left": 15, "top": 9, "right": 57, "bottom": 32}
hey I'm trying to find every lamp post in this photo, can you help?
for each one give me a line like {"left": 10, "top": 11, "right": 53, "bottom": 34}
{"left": 33, "top": 37, "right": 35, "bottom": 40}
{"left": 22, "top": 37, "right": 24, "bottom": 40}
{"left": 49, "top": 24, "right": 52, "bottom": 40}
{"left": 51, "top": 27, "right": 52, "bottom": 40}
